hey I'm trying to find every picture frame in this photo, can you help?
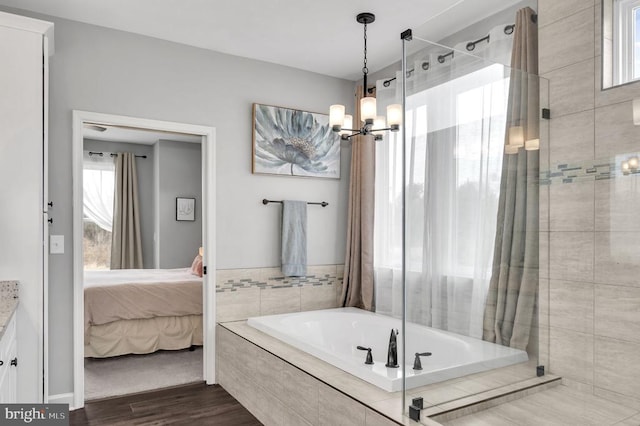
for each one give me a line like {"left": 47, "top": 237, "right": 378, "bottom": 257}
{"left": 252, "top": 103, "right": 341, "bottom": 179}
{"left": 176, "top": 197, "right": 196, "bottom": 221}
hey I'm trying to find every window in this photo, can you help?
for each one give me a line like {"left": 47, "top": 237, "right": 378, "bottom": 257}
{"left": 83, "top": 153, "right": 115, "bottom": 269}
{"left": 613, "top": 0, "right": 640, "bottom": 85}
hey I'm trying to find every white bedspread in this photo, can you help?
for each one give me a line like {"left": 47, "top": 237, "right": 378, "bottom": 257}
{"left": 84, "top": 268, "right": 200, "bottom": 287}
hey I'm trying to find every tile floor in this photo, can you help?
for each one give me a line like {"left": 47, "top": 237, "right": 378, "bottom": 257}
{"left": 443, "top": 385, "right": 640, "bottom": 426}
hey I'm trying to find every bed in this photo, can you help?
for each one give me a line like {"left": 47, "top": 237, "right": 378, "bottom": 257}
{"left": 84, "top": 268, "right": 203, "bottom": 358}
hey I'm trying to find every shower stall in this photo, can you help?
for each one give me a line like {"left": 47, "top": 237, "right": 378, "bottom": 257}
{"left": 372, "top": 19, "right": 551, "bottom": 419}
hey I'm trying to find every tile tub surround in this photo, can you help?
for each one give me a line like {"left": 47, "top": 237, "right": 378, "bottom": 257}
{"left": 215, "top": 265, "right": 343, "bottom": 322}
{"left": 0, "top": 281, "right": 18, "bottom": 340}
{"left": 217, "top": 322, "right": 558, "bottom": 426}
{"left": 539, "top": 1, "right": 640, "bottom": 408}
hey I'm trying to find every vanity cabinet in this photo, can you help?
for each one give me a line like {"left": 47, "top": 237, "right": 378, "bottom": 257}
{"left": 0, "top": 314, "right": 17, "bottom": 403}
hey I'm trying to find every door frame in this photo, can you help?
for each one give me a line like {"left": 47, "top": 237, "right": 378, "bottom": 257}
{"left": 71, "top": 110, "right": 216, "bottom": 409}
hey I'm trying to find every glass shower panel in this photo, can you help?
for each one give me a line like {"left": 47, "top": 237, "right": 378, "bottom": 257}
{"left": 374, "top": 33, "right": 549, "bottom": 422}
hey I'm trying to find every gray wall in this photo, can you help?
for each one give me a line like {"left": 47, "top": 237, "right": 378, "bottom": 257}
{"left": 0, "top": 8, "right": 354, "bottom": 396}
{"left": 83, "top": 139, "right": 155, "bottom": 268}
{"left": 155, "top": 140, "right": 202, "bottom": 269}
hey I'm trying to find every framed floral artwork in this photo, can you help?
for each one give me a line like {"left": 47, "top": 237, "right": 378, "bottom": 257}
{"left": 252, "top": 103, "right": 341, "bottom": 178}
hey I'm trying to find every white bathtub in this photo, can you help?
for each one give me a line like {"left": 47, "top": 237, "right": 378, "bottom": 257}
{"left": 247, "top": 307, "right": 528, "bottom": 392}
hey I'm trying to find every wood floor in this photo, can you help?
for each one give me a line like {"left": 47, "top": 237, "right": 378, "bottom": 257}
{"left": 70, "top": 382, "right": 263, "bottom": 425}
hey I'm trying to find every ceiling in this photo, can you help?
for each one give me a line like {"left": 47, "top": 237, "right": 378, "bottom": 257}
{"left": 83, "top": 124, "right": 201, "bottom": 145}
{"left": 0, "top": 0, "right": 522, "bottom": 80}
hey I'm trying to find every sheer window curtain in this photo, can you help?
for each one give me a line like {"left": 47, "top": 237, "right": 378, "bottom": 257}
{"left": 83, "top": 151, "right": 115, "bottom": 232}
{"left": 374, "top": 25, "right": 514, "bottom": 338}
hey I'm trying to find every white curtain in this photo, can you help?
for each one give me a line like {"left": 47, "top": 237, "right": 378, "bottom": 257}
{"left": 83, "top": 151, "right": 115, "bottom": 232}
{"left": 374, "top": 24, "right": 514, "bottom": 338}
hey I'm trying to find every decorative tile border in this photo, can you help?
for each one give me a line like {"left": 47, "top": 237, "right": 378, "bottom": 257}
{"left": 541, "top": 155, "right": 640, "bottom": 185}
{"left": 215, "top": 265, "right": 343, "bottom": 293}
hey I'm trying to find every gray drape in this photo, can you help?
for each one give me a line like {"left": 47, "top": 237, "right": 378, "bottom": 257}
{"left": 482, "top": 7, "right": 539, "bottom": 350}
{"left": 110, "top": 152, "right": 144, "bottom": 269}
{"left": 341, "top": 86, "right": 375, "bottom": 311}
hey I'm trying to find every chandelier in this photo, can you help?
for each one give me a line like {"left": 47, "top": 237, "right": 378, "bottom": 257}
{"left": 329, "top": 13, "right": 402, "bottom": 141}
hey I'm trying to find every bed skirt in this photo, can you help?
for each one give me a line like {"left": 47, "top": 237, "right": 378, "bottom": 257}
{"left": 85, "top": 314, "right": 203, "bottom": 358}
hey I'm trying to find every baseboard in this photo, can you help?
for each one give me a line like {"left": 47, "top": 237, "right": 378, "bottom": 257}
{"left": 48, "top": 393, "right": 74, "bottom": 408}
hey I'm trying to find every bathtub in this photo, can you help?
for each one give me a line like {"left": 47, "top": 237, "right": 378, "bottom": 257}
{"left": 247, "top": 307, "right": 528, "bottom": 392}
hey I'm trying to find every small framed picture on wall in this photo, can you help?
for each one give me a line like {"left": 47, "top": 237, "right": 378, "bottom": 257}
{"left": 176, "top": 197, "right": 196, "bottom": 221}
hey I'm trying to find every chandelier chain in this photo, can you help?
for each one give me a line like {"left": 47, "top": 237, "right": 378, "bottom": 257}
{"left": 362, "top": 22, "right": 368, "bottom": 75}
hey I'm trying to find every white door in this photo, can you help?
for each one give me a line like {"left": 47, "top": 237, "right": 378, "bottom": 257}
{"left": 0, "top": 20, "right": 46, "bottom": 403}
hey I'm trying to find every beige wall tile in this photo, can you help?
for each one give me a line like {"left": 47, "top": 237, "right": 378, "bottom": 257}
{"left": 364, "top": 408, "right": 398, "bottom": 426}
{"left": 301, "top": 284, "right": 338, "bottom": 311}
{"left": 595, "top": 178, "right": 640, "bottom": 231}
{"left": 539, "top": 185, "right": 549, "bottom": 232}
{"left": 251, "top": 383, "right": 285, "bottom": 426}
{"left": 549, "top": 181, "right": 594, "bottom": 231}
{"left": 307, "top": 265, "right": 337, "bottom": 277}
{"left": 281, "top": 363, "right": 319, "bottom": 425}
{"left": 549, "top": 232, "right": 594, "bottom": 282}
{"left": 615, "top": 414, "right": 640, "bottom": 426}
{"left": 594, "top": 387, "right": 640, "bottom": 411}
{"left": 254, "top": 347, "right": 284, "bottom": 395}
{"left": 549, "top": 327, "right": 594, "bottom": 384}
{"left": 539, "top": 279, "right": 550, "bottom": 327}
{"left": 595, "top": 284, "right": 640, "bottom": 343}
{"left": 216, "top": 267, "right": 261, "bottom": 283}
{"left": 538, "top": 0, "right": 595, "bottom": 28}
{"left": 595, "top": 101, "right": 640, "bottom": 158}
{"left": 549, "top": 280, "right": 594, "bottom": 334}
{"left": 549, "top": 110, "right": 595, "bottom": 164}
{"left": 596, "top": 60, "right": 640, "bottom": 107}
{"left": 595, "top": 336, "right": 640, "bottom": 398}
{"left": 318, "top": 384, "right": 366, "bottom": 426}
{"left": 561, "top": 377, "right": 594, "bottom": 394}
{"left": 539, "top": 232, "right": 550, "bottom": 279}
{"left": 260, "top": 286, "right": 301, "bottom": 315}
{"left": 217, "top": 327, "right": 258, "bottom": 379}
{"left": 216, "top": 288, "right": 261, "bottom": 322}
{"left": 595, "top": 232, "right": 640, "bottom": 286}
{"left": 540, "top": 8, "right": 595, "bottom": 75}
{"left": 545, "top": 59, "right": 595, "bottom": 118}
{"left": 283, "top": 408, "right": 313, "bottom": 426}
{"left": 258, "top": 267, "right": 283, "bottom": 282}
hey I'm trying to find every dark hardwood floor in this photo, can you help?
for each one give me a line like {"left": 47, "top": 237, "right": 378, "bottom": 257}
{"left": 70, "top": 382, "right": 263, "bottom": 425}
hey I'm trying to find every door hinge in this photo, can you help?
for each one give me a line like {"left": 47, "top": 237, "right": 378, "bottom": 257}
{"left": 203, "top": 266, "right": 207, "bottom": 275}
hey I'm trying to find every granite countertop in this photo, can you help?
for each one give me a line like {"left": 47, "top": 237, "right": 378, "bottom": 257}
{"left": 0, "top": 281, "right": 18, "bottom": 340}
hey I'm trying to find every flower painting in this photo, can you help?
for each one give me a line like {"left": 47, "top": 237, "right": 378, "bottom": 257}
{"left": 252, "top": 103, "right": 341, "bottom": 179}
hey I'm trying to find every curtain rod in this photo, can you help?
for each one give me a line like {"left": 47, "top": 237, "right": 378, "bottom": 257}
{"left": 368, "top": 13, "right": 537, "bottom": 93}
{"left": 262, "top": 198, "right": 329, "bottom": 207}
{"left": 88, "top": 151, "right": 147, "bottom": 159}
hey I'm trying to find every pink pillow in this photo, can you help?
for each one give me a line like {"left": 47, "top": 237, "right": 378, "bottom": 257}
{"left": 190, "top": 254, "right": 203, "bottom": 277}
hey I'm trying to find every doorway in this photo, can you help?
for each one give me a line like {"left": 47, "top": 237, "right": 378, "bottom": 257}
{"left": 71, "top": 111, "right": 216, "bottom": 409}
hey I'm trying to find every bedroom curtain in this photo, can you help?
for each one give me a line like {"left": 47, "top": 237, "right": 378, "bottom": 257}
{"left": 83, "top": 151, "right": 115, "bottom": 232}
{"left": 374, "top": 24, "right": 514, "bottom": 339}
{"left": 111, "top": 152, "right": 144, "bottom": 269}
{"left": 341, "top": 85, "right": 375, "bottom": 311}
{"left": 482, "top": 7, "right": 539, "bottom": 350}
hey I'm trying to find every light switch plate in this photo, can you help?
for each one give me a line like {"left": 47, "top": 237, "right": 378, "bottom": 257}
{"left": 50, "top": 235, "right": 64, "bottom": 254}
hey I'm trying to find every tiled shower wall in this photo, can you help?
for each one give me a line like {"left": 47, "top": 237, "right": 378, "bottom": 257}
{"left": 215, "top": 265, "right": 343, "bottom": 322}
{"left": 539, "top": 0, "right": 640, "bottom": 409}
